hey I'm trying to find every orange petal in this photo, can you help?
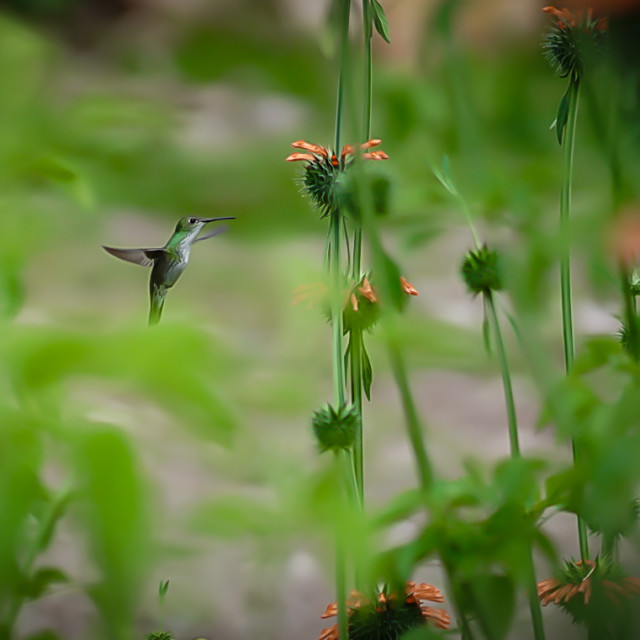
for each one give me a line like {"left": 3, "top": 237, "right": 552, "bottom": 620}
{"left": 362, "top": 151, "right": 389, "bottom": 160}
{"left": 286, "top": 153, "right": 315, "bottom": 162}
{"left": 350, "top": 293, "right": 359, "bottom": 312}
{"left": 291, "top": 140, "right": 329, "bottom": 156}
{"left": 411, "top": 583, "right": 445, "bottom": 603}
{"left": 321, "top": 602, "right": 338, "bottom": 619}
{"left": 318, "top": 625, "right": 339, "bottom": 640}
{"left": 400, "top": 276, "right": 419, "bottom": 296}
{"left": 361, "top": 139, "right": 382, "bottom": 149}
{"left": 341, "top": 144, "right": 355, "bottom": 159}
{"left": 552, "top": 584, "right": 574, "bottom": 604}
{"left": 421, "top": 606, "right": 451, "bottom": 630}
{"left": 358, "top": 277, "right": 378, "bottom": 303}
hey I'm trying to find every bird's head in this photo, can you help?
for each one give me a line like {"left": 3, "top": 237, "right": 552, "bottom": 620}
{"left": 175, "top": 215, "right": 235, "bottom": 236}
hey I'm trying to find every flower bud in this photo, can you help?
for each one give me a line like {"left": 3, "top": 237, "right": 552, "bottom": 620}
{"left": 312, "top": 403, "right": 360, "bottom": 453}
{"left": 461, "top": 245, "right": 504, "bottom": 296}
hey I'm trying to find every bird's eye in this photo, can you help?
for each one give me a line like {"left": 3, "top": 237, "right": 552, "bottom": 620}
{"left": 189, "top": 217, "right": 197, "bottom": 224}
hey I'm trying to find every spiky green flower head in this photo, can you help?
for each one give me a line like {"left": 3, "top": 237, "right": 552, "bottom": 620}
{"left": 348, "top": 593, "right": 425, "bottom": 640}
{"left": 618, "top": 318, "right": 640, "bottom": 355}
{"left": 319, "top": 583, "right": 450, "bottom": 640}
{"left": 539, "top": 557, "right": 640, "bottom": 635}
{"left": 542, "top": 6, "right": 608, "bottom": 79}
{"left": 461, "top": 245, "right": 504, "bottom": 296}
{"left": 286, "top": 140, "right": 389, "bottom": 218}
{"left": 312, "top": 403, "right": 360, "bottom": 453}
{"left": 145, "top": 633, "right": 175, "bottom": 640}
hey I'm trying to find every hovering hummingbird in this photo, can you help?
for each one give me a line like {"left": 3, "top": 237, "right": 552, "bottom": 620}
{"left": 103, "top": 215, "right": 235, "bottom": 326}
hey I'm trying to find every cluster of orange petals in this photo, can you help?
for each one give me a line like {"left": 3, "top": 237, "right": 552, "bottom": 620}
{"left": 318, "top": 582, "right": 450, "bottom": 640}
{"left": 292, "top": 276, "right": 418, "bottom": 312}
{"left": 286, "top": 139, "right": 389, "bottom": 166}
{"left": 542, "top": 5, "right": 608, "bottom": 30}
{"left": 538, "top": 560, "right": 640, "bottom": 607}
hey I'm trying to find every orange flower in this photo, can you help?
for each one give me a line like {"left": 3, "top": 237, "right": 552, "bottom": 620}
{"left": 318, "top": 582, "right": 450, "bottom": 640}
{"left": 286, "top": 139, "right": 389, "bottom": 218}
{"left": 542, "top": 5, "right": 608, "bottom": 31}
{"left": 538, "top": 560, "right": 640, "bottom": 608}
{"left": 286, "top": 139, "right": 389, "bottom": 168}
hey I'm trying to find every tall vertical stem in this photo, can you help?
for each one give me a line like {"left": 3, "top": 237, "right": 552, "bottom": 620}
{"left": 559, "top": 76, "right": 589, "bottom": 562}
{"left": 485, "top": 294, "right": 545, "bottom": 640}
{"left": 348, "top": 0, "right": 375, "bottom": 511}
{"left": 333, "top": 3, "right": 351, "bottom": 637}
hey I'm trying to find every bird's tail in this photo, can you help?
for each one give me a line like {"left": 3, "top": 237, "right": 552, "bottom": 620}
{"left": 149, "top": 288, "right": 166, "bottom": 327}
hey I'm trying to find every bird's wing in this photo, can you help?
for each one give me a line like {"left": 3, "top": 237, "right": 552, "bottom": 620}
{"left": 195, "top": 225, "right": 229, "bottom": 243}
{"left": 102, "top": 246, "right": 158, "bottom": 267}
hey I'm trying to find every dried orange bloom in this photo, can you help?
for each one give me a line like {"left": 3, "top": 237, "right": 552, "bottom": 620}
{"left": 318, "top": 582, "right": 450, "bottom": 640}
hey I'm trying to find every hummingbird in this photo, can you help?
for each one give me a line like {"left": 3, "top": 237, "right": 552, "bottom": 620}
{"left": 103, "top": 215, "right": 235, "bottom": 326}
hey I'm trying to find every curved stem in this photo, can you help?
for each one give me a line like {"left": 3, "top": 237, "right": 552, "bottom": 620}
{"left": 485, "top": 293, "right": 520, "bottom": 457}
{"left": 559, "top": 76, "right": 589, "bottom": 563}
{"left": 388, "top": 339, "right": 433, "bottom": 491}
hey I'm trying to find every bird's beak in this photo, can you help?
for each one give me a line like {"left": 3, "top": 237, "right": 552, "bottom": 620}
{"left": 201, "top": 216, "right": 236, "bottom": 223}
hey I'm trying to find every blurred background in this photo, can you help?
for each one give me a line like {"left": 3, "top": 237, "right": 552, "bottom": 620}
{"left": 0, "top": 0, "right": 633, "bottom": 638}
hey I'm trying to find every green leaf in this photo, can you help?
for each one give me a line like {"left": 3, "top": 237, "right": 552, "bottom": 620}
{"left": 371, "top": 0, "right": 391, "bottom": 43}
{"left": 159, "top": 579, "right": 170, "bottom": 597}
{"left": 362, "top": 340, "right": 373, "bottom": 401}
{"left": 467, "top": 574, "right": 515, "bottom": 640}
{"left": 23, "top": 567, "right": 68, "bottom": 599}
{"left": 555, "top": 83, "right": 571, "bottom": 145}
{"left": 34, "top": 488, "right": 73, "bottom": 555}
{"left": 432, "top": 155, "right": 458, "bottom": 196}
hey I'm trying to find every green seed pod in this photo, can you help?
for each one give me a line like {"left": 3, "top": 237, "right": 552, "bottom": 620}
{"left": 312, "top": 403, "right": 360, "bottom": 453}
{"left": 460, "top": 245, "right": 504, "bottom": 296}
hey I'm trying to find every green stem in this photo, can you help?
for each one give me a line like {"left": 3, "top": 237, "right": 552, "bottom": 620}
{"left": 335, "top": 451, "right": 349, "bottom": 640}
{"left": 485, "top": 294, "right": 545, "bottom": 639}
{"left": 332, "top": 4, "right": 351, "bottom": 636}
{"left": 620, "top": 266, "right": 640, "bottom": 362}
{"left": 331, "top": 210, "right": 346, "bottom": 408}
{"left": 349, "top": 328, "right": 364, "bottom": 508}
{"left": 485, "top": 293, "right": 519, "bottom": 457}
{"left": 559, "top": 76, "right": 589, "bottom": 563}
{"left": 334, "top": 0, "right": 351, "bottom": 154}
{"left": 560, "top": 78, "right": 579, "bottom": 376}
{"left": 387, "top": 339, "right": 433, "bottom": 491}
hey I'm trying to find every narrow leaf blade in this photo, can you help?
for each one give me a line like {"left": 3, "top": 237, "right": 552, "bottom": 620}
{"left": 371, "top": 0, "right": 391, "bottom": 43}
